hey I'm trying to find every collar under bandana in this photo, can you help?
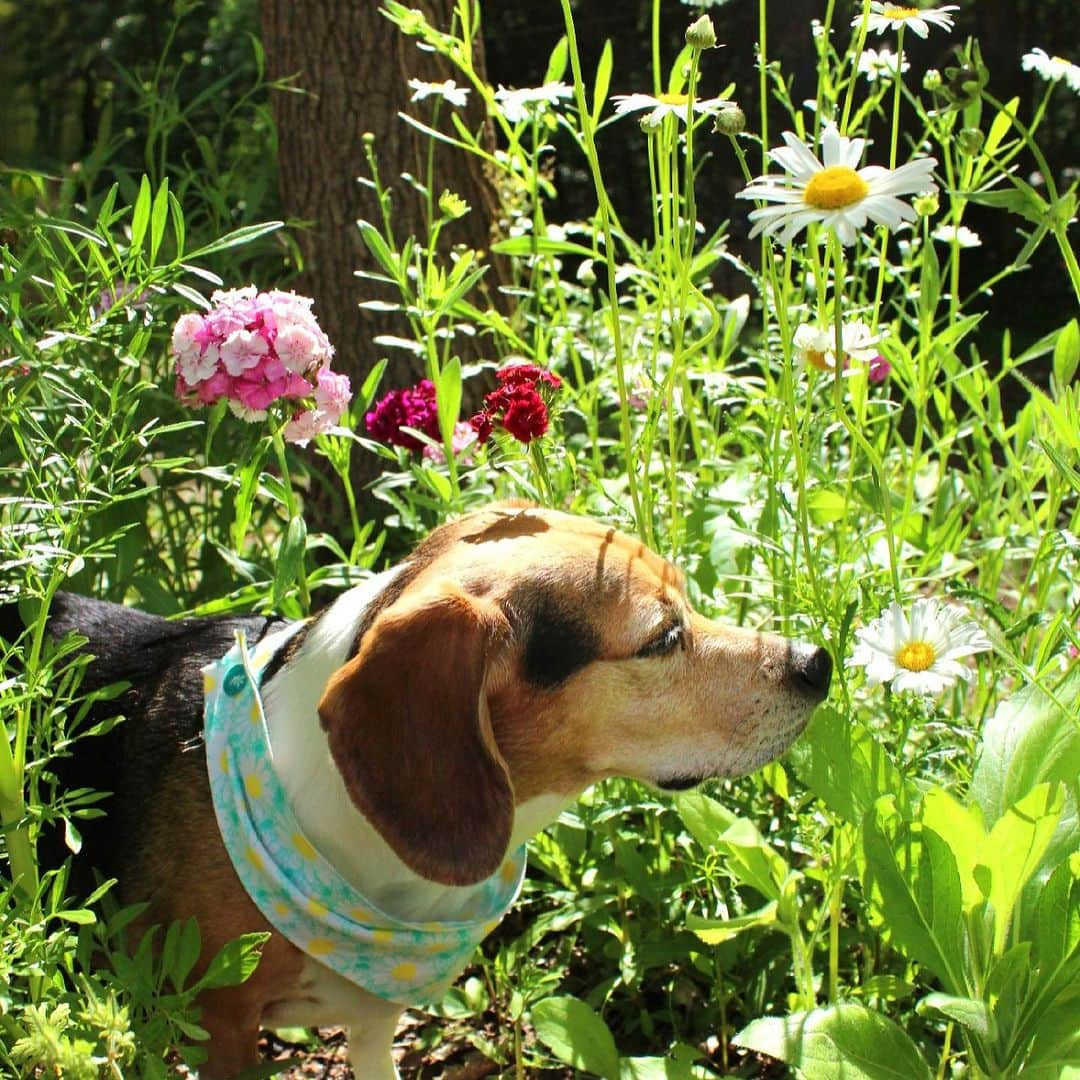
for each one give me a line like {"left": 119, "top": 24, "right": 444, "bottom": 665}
{"left": 202, "top": 626, "right": 527, "bottom": 1007}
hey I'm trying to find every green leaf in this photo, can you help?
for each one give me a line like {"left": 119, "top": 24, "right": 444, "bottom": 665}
{"left": 1053, "top": 318, "right": 1079, "bottom": 389}
{"left": 984, "top": 96, "right": 1019, "bottom": 156}
{"left": 532, "top": 996, "right": 621, "bottom": 1080}
{"left": 130, "top": 174, "right": 152, "bottom": 254}
{"left": 917, "top": 993, "right": 995, "bottom": 1040}
{"left": 196, "top": 932, "right": 270, "bottom": 990}
{"left": 861, "top": 803, "right": 965, "bottom": 992}
{"left": 545, "top": 36, "right": 569, "bottom": 83}
{"left": 434, "top": 357, "right": 462, "bottom": 450}
{"left": 970, "top": 666, "right": 1080, "bottom": 828}
{"left": 272, "top": 515, "right": 308, "bottom": 609}
{"left": 592, "top": 39, "right": 614, "bottom": 126}
{"left": 356, "top": 219, "right": 401, "bottom": 279}
{"left": 619, "top": 1056, "right": 711, "bottom": 1080}
{"left": 687, "top": 901, "right": 778, "bottom": 944}
{"left": 187, "top": 221, "right": 284, "bottom": 259}
{"left": 149, "top": 177, "right": 170, "bottom": 263}
{"left": 788, "top": 707, "right": 913, "bottom": 828}
{"left": 733, "top": 1003, "right": 932, "bottom": 1080}
{"left": 676, "top": 792, "right": 788, "bottom": 902}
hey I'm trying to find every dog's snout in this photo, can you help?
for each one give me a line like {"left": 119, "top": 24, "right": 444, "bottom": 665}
{"left": 788, "top": 643, "right": 832, "bottom": 700}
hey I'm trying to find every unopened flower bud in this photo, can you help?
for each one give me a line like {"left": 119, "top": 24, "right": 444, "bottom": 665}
{"left": 686, "top": 14, "right": 717, "bottom": 50}
{"left": 922, "top": 68, "right": 942, "bottom": 92}
{"left": 576, "top": 258, "right": 597, "bottom": 287}
{"left": 913, "top": 193, "right": 939, "bottom": 217}
{"left": 957, "top": 127, "right": 984, "bottom": 156}
{"left": 713, "top": 104, "right": 746, "bottom": 136}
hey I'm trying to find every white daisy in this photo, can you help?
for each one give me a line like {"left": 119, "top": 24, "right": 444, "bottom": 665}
{"left": 611, "top": 90, "right": 738, "bottom": 129}
{"left": 736, "top": 123, "right": 937, "bottom": 246}
{"left": 857, "top": 47, "right": 910, "bottom": 82}
{"left": 1021, "top": 48, "right": 1080, "bottom": 93}
{"left": 848, "top": 598, "right": 992, "bottom": 694}
{"left": 793, "top": 320, "right": 878, "bottom": 373}
{"left": 407, "top": 78, "right": 470, "bottom": 108}
{"left": 931, "top": 223, "right": 981, "bottom": 248}
{"left": 856, "top": 3, "right": 958, "bottom": 39}
{"left": 494, "top": 82, "right": 573, "bottom": 123}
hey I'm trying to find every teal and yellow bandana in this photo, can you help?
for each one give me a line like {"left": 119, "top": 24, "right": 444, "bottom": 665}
{"left": 202, "top": 627, "right": 526, "bottom": 1007}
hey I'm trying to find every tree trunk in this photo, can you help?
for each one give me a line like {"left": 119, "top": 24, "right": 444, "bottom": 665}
{"left": 258, "top": 0, "right": 500, "bottom": 526}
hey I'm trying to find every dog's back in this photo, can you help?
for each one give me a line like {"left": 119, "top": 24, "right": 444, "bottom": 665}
{"left": 1, "top": 593, "right": 287, "bottom": 892}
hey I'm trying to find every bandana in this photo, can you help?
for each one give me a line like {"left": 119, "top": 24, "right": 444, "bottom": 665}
{"left": 202, "top": 626, "right": 526, "bottom": 1007}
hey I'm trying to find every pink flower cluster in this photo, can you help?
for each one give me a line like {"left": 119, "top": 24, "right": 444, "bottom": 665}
{"left": 364, "top": 378, "right": 475, "bottom": 462}
{"left": 171, "top": 286, "right": 351, "bottom": 444}
{"left": 470, "top": 363, "right": 561, "bottom": 445}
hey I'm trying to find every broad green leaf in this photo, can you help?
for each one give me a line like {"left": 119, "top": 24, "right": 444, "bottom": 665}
{"left": 687, "top": 901, "right": 778, "bottom": 945}
{"left": 920, "top": 789, "right": 986, "bottom": 909}
{"left": 983, "top": 783, "right": 1064, "bottom": 951}
{"left": 1030, "top": 855, "right": 1080, "bottom": 971}
{"left": 356, "top": 219, "right": 401, "bottom": 279}
{"left": 1022, "top": 998, "right": 1080, "bottom": 1078}
{"left": 861, "top": 803, "right": 965, "bottom": 992}
{"left": 734, "top": 1002, "right": 932, "bottom": 1080}
{"left": 620, "top": 1056, "right": 711, "bottom": 1079}
{"left": 680, "top": 791, "right": 789, "bottom": 901}
{"left": 196, "top": 932, "right": 270, "bottom": 990}
{"left": 917, "top": 993, "right": 995, "bottom": 1040}
{"left": 788, "top": 707, "right": 913, "bottom": 828}
{"left": 532, "top": 996, "right": 620, "bottom": 1080}
{"left": 806, "top": 488, "right": 847, "bottom": 524}
{"left": 970, "top": 666, "right": 1080, "bottom": 827}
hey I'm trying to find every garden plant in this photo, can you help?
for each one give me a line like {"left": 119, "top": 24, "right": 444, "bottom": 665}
{"left": 1, "top": 0, "right": 1078, "bottom": 1076}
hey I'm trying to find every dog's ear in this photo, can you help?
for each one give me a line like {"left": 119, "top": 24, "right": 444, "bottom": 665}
{"left": 318, "top": 587, "right": 514, "bottom": 887}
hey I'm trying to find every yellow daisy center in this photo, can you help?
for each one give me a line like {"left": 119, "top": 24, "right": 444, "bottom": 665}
{"left": 882, "top": 6, "right": 919, "bottom": 17}
{"left": 897, "top": 640, "right": 936, "bottom": 672}
{"left": 806, "top": 349, "right": 831, "bottom": 371}
{"left": 659, "top": 92, "right": 689, "bottom": 106}
{"left": 804, "top": 165, "right": 870, "bottom": 210}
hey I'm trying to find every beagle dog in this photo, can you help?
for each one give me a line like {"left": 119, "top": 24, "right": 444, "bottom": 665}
{"left": 25, "top": 502, "right": 831, "bottom": 1078}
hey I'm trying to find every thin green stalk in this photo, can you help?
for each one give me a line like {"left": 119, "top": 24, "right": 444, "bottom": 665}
{"left": 830, "top": 234, "right": 901, "bottom": 598}
{"left": 270, "top": 427, "right": 311, "bottom": 613}
{"left": 558, "top": 0, "right": 649, "bottom": 543}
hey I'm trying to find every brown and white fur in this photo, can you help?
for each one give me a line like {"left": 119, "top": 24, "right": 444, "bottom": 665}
{"left": 23, "top": 503, "right": 831, "bottom": 1077}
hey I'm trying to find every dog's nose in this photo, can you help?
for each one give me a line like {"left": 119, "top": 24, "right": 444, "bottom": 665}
{"left": 788, "top": 642, "right": 833, "bottom": 700}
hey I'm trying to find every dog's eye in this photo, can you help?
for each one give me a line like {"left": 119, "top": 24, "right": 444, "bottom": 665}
{"left": 636, "top": 624, "right": 683, "bottom": 658}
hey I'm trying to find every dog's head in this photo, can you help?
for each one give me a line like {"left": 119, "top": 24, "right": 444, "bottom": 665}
{"left": 318, "top": 503, "right": 830, "bottom": 886}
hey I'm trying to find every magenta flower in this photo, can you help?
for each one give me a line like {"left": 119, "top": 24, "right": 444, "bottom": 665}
{"left": 868, "top": 354, "right": 891, "bottom": 384}
{"left": 365, "top": 379, "right": 441, "bottom": 451}
{"left": 170, "top": 287, "right": 349, "bottom": 444}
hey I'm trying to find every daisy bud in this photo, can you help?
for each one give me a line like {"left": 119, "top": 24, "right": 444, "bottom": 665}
{"left": 913, "top": 193, "right": 939, "bottom": 217}
{"left": 922, "top": 68, "right": 942, "bottom": 92}
{"left": 685, "top": 14, "right": 717, "bottom": 51}
{"left": 713, "top": 105, "right": 746, "bottom": 136}
{"left": 957, "top": 127, "right": 985, "bottom": 156}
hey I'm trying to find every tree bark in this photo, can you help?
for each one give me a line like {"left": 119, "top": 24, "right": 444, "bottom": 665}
{"left": 258, "top": 0, "right": 500, "bottom": 523}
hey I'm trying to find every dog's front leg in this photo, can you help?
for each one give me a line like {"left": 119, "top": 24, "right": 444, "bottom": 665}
{"left": 346, "top": 996, "right": 404, "bottom": 1080}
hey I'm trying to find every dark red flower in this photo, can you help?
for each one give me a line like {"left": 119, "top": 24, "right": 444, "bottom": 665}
{"left": 365, "top": 379, "right": 441, "bottom": 450}
{"left": 497, "top": 363, "right": 562, "bottom": 390}
{"left": 500, "top": 386, "right": 549, "bottom": 443}
{"left": 469, "top": 410, "right": 494, "bottom": 444}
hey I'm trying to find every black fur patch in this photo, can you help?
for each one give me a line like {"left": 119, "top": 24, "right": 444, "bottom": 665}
{"left": 513, "top": 590, "right": 599, "bottom": 689}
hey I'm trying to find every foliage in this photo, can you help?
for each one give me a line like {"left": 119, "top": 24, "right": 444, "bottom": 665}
{"left": 2, "top": 0, "right": 1079, "bottom": 1077}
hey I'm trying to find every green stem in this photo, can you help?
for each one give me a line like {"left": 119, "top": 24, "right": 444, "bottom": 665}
{"left": 271, "top": 427, "right": 311, "bottom": 613}
{"left": 558, "top": 0, "right": 650, "bottom": 544}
